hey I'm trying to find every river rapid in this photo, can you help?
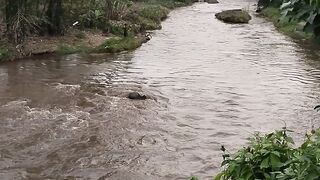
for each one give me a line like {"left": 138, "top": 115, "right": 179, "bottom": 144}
{"left": 1, "top": 0, "right": 320, "bottom": 179}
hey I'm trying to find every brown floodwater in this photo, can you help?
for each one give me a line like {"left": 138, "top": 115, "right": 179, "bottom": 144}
{"left": 1, "top": 1, "right": 320, "bottom": 179}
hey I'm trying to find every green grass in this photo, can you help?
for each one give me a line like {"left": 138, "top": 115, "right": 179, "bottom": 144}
{"left": 260, "top": 7, "right": 281, "bottom": 23}
{"left": 138, "top": 16, "right": 162, "bottom": 30}
{"left": 94, "top": 36, "right": 144, "bottom": 53}
{"left": 75, "top": 31, "right": 86, "bottom": 39}
{"left": 261, "top": 7, "right": 296, "bottom": 33}
{"left": 124, "top": 3, "right": 170, "bottom": 31}
{"left": 0, "top": 0, "right": 193, "bottom": 61}
{"left": 261, "top": 7, "right": 312, "bottom": 39}
{"left": 56, "top": 44, "right": 89, "bottom": 55}
{"left": 59, "top": 1, "right": 183, "bottom": 55}
{"left": 0, "top": 43, "right": 10, "bottom": 61}
{"left": 138, "top": 5, "right": 169, "bottom": 23}
{"left": 108, "top": 24, "right": 126, "bottom": 36}
{"left": 105, "top": 22, "right": 136, "bottom": 36}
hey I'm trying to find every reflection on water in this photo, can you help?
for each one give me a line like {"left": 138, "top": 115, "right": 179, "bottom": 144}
{"left": 1, "top": 1, "right": 320, "bottom": 179}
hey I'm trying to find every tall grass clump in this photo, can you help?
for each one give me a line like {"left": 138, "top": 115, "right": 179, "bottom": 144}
{"left": 94, "top": 36, "right": 143, "bottom": 53}
{"left": 56, "top": 43, "right": 89, "bottom": 55}
{"left": 124, "top": 4, "right": 169, "bottom": 30}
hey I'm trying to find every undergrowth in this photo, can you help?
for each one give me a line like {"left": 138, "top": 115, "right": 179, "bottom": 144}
{"left": 213, "top": 128, "right": 320, "bottom": 180}
{"left": 191, "top": 127, "right": 320, "bottom": 179}
{"left": 261, "top": 7, "right": 305, "bottom": 37}
{"left": 0, "top": 43, "right": 10, "bottom": 61}
{"left": 94, "top": 36, "right": 143, "bottom": 53}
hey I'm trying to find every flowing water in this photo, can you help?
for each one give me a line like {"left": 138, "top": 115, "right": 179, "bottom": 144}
{"left": 1, "top": 1, "right": 320, "bottom": 179}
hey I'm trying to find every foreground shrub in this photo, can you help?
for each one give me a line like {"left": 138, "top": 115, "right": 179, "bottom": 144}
{"left": 258, "top": 0, "right": 320, "bottom": 37}
{"left": 213, "top": 128, "right": 320, "bottom": 180}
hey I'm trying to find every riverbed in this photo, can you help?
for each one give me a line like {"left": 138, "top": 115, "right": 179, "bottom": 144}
{"left": 1, "top": 1, "right": 320, "bottom": 179}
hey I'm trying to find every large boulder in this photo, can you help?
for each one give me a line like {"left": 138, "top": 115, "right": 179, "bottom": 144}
{"left": 205, "top": 0, "right": 219, "bottom": 4}
{"left": 215, "top": 9, "right": 252, "bottom": 23}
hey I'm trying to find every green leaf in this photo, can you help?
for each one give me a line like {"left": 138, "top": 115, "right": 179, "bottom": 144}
{"left": 286, "top": 137, "right": 294, "bottom": 144}
{"left": 271, "top": 151, "right": 281, "bottom": 157}
{"left": 261, "top": 157, "right": 270, "bottom": 169}
{"left": 301, "top": 140, "right": 310, "bottom": 149}
{"left": 243, "top": 171, "right": 253, "bottom": 180}
{"left": 245, "top": 152, "right": 253, "bottom": 160}
{"left": 306, "top": 10, "right": 318, "bottom": 24}
{"left": 305, "top": 172, "right": 320, "bottom": 180}
{"left": 264, "top": 172, "right": 271, "bottom": 179}
{"left": 227, "top": 163, "right": 237, "bottom": 174}
{"left": 213, "top": 172, "right": 224, "bottom": 180}
{"left": 221, "top": 159, "right": 230, "bottom": 166}
{"left": 280, "top": 1, "right": 293, "bottom": 10}
{"left": 270, "top": 154, "right": 282, "bottom": 168}
{"left": 298, "top": 155, "right": 311, "bottom": 162}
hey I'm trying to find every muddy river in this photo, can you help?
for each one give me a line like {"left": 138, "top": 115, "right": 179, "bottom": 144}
{"left": 1, "top": 0, "right": 320, "bottom": 179}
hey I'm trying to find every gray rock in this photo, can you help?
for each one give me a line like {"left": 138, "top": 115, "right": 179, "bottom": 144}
{"left": 128, "top": 92, "right": 147, "bottom": 100}
{"left": 215, "top": 9, "right": 252, "bottom": 23}
{"left": 142, "top": 33, "right": 152, "bottom": 43}
{"left": 205, "top": 0, "right": 219, "bottom": 4}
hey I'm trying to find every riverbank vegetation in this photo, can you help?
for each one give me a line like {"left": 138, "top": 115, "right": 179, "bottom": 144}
{"left": 212, "top": 128, "right": 320, "bottom": 180}
{"left": 189, "top": 128, "right": 320, "bottom": 179}
{"left": 0, "top": 0, "right": 194, "bottom": 61}
{"left": 94, "top": 36, "right": 145, "bottom": 53}
{"left": 257, "top": 0, "right": 320, "bottom": 41}
{"left": 190, "top": 110, "right": 320, "bottom": 180}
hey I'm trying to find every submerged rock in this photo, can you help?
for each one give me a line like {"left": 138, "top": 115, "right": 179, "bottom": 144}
{"left": 215, "top": 9, "right": 251, "bottom": 23}
{"left": 128, "top": 92, "right": 147, "bottom": 100}
{"left": 205, "top": 0, "right": 219, "bottom": 4}
{"left": 142, "top": 33, "right": 152, "bottom": 43}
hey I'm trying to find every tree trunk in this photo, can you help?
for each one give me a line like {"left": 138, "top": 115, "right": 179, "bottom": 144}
{"left": 5, "top": 0, "right": 18, "bottom": 32}
{"left": 5, "top": 0, "right": 27, "bottom": 43}
{"left": 47, "top": 0, "right": 63, "bottom": 35}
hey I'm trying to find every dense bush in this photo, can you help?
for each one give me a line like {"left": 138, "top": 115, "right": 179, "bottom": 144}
{"left": 279, "top": 0, "right": 320, "bottom": 36}
{"left": 138, "top": 5, "right": 169, "bottom": 23}
{"left": 123, "top": 4, "right": 169, "bottom": 30}
{"left": 213, "top": 128, "right": 320, "bottom": 180}
{"left": 259, "top": 0, "right": 320, "bottom": 37}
